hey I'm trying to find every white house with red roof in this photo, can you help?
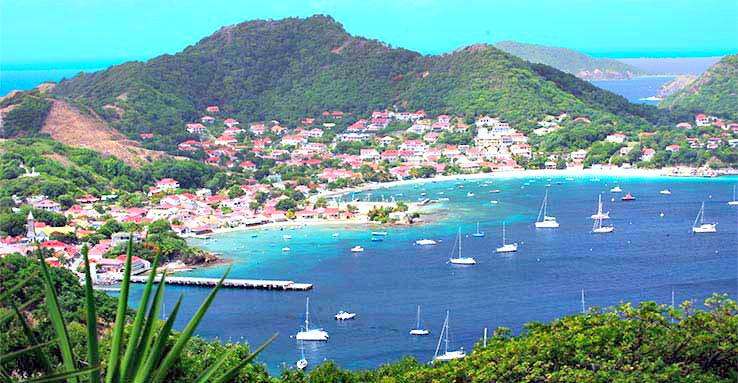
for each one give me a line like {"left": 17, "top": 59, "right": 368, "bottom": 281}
{"left": 510, "top": 143, "right": 532, "bottom": 158}
{"left": 606, "top": 133, "right": 628, "bottom": 143}
{"left": 641, "top": 148, "right": 656, "bottom": 161}
{"left": 201, "top": 116, "right": 215, "bottom": 124}
{"left": 437, "top": 114, "right": 451, "bottom": 124}
{"left": 665, "top": 144, "right": 681, "bottom": 152}
{"left": 224, "top": 118, "right": 240, "bottom": 128}
{"left": 155, "top": 178, "right": 180, "bottom": 192}
{"left": 214, "top": 134, "right": 237, "bottom": 146}
{"left": 281, "top": 135, "right": 306, "bottom": 147}
{"left": 423, "top": 132, "right": 439, "bottom": 143}
{"left": 34, "top": 199, "right": 61, "bottom": 212}
{"left": 360, "top": 148, "right": 380, "bottom": 161}
{"left": 676, "top": 122, "right": 692, "bottom": 129}
{"left": 381, "top": 150, "right": 398, "bottom": 162}
{"left": 307, "top": 128, "right": 324, "bottom": 138}
{"left": 250, "top": 124, "right": 265, "bottom": 135}
{"left": 399, "top": 139, "right": 428, "bottom": 154}
{"left": 206, "top": 106, "right": 220, "bottom": 113}
{"left": 695, "top": 114, "right": 710, "bottom": 127}
{"left": 475, "top": 115, "right": 497, "bottom": 127}
{"left": 186, "top": 123, "right": 207, "bottom": 134}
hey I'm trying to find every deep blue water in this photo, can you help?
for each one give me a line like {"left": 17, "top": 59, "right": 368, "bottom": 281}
{"left": 590, "top": 76, "right": 675, "bottom": 105}
{"left": 126, "top": 175, "right": 737, "bottom": 374}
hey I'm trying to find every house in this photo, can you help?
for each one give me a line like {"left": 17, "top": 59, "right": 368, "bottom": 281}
{"left": 250, "top": 124, "right": 265, "bottom": 136}
{"left": 676, "top": 122, "right": 692, "bottom": 129}
{"left": 570, "top": 149, "right": 588, "bottom": 162}
{"left": 111, "top": 232, "right": 143, "bottom": 246}
{"left": 140, "top": 133, "right": 154, "bottom": 140}
{"left": 155, "top": 178, "right": 180, "bottom": 192}
{"left": 399, "top": 140, "right": 428, "bottom": 154}
{"left": 34, "top": 199, "right": 61, "bottom": 212}
{"left": 475, "top": 115, "right": 497, "bottom": 127}
{"left": 186, "top": 123, "right": 207, "bottom": 134}
{"left": 240, "top": 160, "right": 256, "bottom": 170}
{"left": 544, "top": 161, "right": 557, "bottom": 170}
{"left": 281, "top": 135, "right": 306, "bottom": 147}
{"left": 214, "top": 134, "right": 237, "bottom": 146}
{"left": 713, "top": 120, "right": 726, "bottom": 130}
{"left": 201, "top": 116, "right": 215, "bottom": 124}
{"left": 641, "top": 148, "right": 656, "bottom": 161}
{"left": 224, "top": 118, "right": 240, "bottom": 128}
{"left": 437, "top": 114, "right": 451, "bottom": 124}
{"left": 423, "top": 132, "right": 439, "bottom": 143}
{"left": 379, "top": 136, "right": 395, "bottom": 146}
{"left": 510, "top": 143, "right": 532, "bottom": 158}
{"left": 381, "top": 150, "right": 398, "bottom": 162}
{"left": 695, "top": 114, "right": 710, "bottom": 127}
{"left": 360, "top": 148, "right": 380, "bottom": 161}
{"left": 606, "top": 133, "right": 628, "bottom": 143}
{"left": 665, "top": 144, "right": 681, "bottom": 152}
{"left": 206, "top": 106, "right": 220, "bottom": 113}
{"left": 620, "top": 146, "right": 633, "bottom": 156}
{"left": 306, "top": 128, "right": 324, "bottom": 138}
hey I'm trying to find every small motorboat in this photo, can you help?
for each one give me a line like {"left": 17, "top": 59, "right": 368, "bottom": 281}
{"left": 371, "top": 236, "right": 383, "bottom": 242}
{"left": 332, "top": 233, "right": 339, "bottom": 237}
{"left": 490, "top": 200, "right": 499, "bottom": 204}
{"left": 415, "top": 239, "right": 437, "bottom": 246}
{"left": 659, "top": 189, "right": 672, "bottom": 195}
{"left": 282, "top": 247, "right": 291, "bottom": 252}
{"left": 350, "top": 246, "right": 364, "bottom": 253}
{"left": 334, "top": 310, "right": 357, "bottom": 320}
{"left": 621, "top": 193, "right": 635, "bottom": 201}
{"left": 371, "top": 231, "right": 388, "bottom": 236}
{"left": 283, "top": 234, "right": 292, "bottom": 240}
{"left": 466, "top": 192, "right": 475, "bottom": 197}
{"left": 489, "top": 189, "right": 501, "bottom": 193}
{"left": 610, "top": 186, "right": 623, "bottom": 193}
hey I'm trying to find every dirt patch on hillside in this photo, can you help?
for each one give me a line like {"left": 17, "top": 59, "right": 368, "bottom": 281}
{"left": 41, "top": 100, "right": 168, "bottom": 166}
{"left": 43, "top": 153, "right": 73, "bottom": 166}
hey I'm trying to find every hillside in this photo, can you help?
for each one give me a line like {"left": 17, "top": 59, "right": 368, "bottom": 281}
{"left": 51, "top": 15, "right": 662, "bottom": 151}
{"left": 0, "top": 89, "right": 170, "bottom": 166}
{"left": 494, "top": 40, "right": 646, "bottom": 80}
{"left": 662, "top": 54, "right": 738, "bottom": 119}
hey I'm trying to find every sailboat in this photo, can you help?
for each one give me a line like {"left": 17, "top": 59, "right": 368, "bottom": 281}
{"left": 409, "top": 305, "right": 430, "bottom": 335}
{"left": 728, "top": 185, "right": 738, "bottom": 205}
{"left": 535, "top": 189, "right": 559, "bottom": 228}
{"left": 296, "top": 341, "right": 308, "bottom": 370}
{"left": 472, "top": 222, "right": 485, "bottom": 237}
{"left": 592, "top": 201, "right": 614, "bottom": 233}
{"left": 449, "top": 228, "right": 476, "bottom": 265}
{"left": 433, "top": 310, "right": 466, "bottom": 361}
{"left": 496, "top": 222, "right": 518, "bottom": 253}
{"left": 589, "top": 194, "right": 610, "bottom": 220}
{"left": 295, "top": 297, "right": 329, "bottom": 341}
{"left": 692, "top": 202, "right": 717, "bottom": 233}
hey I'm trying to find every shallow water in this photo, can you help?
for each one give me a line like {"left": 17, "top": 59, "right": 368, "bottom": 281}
{"left": 128, "top": 175, "right": 738, "bottom": 374}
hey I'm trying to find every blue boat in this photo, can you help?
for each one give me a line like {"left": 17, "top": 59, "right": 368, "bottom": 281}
{"left": 472, "top": 222, "right": 485, "bottom": 237}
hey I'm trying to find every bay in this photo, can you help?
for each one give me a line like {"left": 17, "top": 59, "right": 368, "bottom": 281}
{"left": 590, "top": 76, "right": 675, "bottom": 105}
{"left": 127, "top": 174, "right": 738, "bottom": 374}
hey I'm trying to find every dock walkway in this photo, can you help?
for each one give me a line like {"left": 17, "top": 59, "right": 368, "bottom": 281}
{"left": 122, "top": 275, "right": 312, "bottom": 291}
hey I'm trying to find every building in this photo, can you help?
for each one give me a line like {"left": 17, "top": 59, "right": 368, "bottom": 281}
{"left": 606, "top": 133, "right": 628, "bottom": 143}
{"left": 156, "top": 178, "right": 180, "bottom": 192}
{"left": 695, "top": 114, "right": 710, "bottom": 127}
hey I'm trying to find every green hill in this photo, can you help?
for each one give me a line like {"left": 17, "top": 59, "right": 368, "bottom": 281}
{"left": 51, "top": 15, "right": 662, "bottom": 152}
{"left": 662, "top": 54, "right": 738, "bottom": 120}
{"left": 494, "top": 40, "right": 646, "bottom": 80}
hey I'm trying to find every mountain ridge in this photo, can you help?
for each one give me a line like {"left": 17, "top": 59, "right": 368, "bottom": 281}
{"left": 662, "top": 54, "right": 738, "bottom": 119}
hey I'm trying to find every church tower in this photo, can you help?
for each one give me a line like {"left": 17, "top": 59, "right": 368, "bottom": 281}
{"left": 26, "top": 211, "right": 35, "bottom": 240}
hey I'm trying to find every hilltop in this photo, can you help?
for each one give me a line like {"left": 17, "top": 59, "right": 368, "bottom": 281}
{"left": 494, "top": 40, "right": 646, "bottom": 80}
{"left": 50, "top": 15, "right": 662, "bottom": 152}
{"left": 662, "top": 54, "right": 738, "bottom": 120}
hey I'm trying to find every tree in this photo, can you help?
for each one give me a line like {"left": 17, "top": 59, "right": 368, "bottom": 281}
{"left": 227, "top": 185, "right": 245, "bottom": 199}
{"left": 314, "top": 197, "right": 328, "bottom": 209}
{"left": 148, "top": 219, "right": 172, "bottom": 235}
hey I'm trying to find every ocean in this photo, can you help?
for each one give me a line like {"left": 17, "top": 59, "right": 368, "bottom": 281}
{"left": 590, "top": 76, "right": 675, "bottom": 105}
{"left": 126, "top": 175, "right": 738, "bottom": 374}
{"left": 0, "top": 67, "right": 102, "bottom": 96}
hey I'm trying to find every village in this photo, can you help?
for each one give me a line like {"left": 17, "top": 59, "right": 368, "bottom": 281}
{"left": 2, "top": 105, "right": 738, "bottom": 281}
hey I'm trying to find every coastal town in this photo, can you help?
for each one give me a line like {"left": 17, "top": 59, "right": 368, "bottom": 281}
{"left": 2, "top": 104, "right": 738, "bottom": 281}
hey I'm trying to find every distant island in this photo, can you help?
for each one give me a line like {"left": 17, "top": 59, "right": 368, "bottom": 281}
{"left": 494, "top": 40, "right": 646, "bottom": 80}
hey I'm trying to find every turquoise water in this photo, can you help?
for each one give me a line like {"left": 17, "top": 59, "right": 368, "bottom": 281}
{"left": 0, "top": 68, "right": 101, "bottom": 96}
{"left": 128, "top": 175, "right": 737, "bottom": 374}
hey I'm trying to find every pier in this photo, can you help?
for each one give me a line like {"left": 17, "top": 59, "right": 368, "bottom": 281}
{"left": 122, "top": 275, "right": 313, "bottom": 291}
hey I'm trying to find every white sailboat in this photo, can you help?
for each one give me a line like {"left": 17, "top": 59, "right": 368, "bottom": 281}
{"left": 409, "top": 305, "right": 430, "bottom": 335}
{"left": 692, "top": 202, "right": 717, "bottom": 233}
{"left": 535, "top": 189, "right": 559, "bottom": 228}
{"left": 472, "top": 222, "right": 485, "bottom": 237}
{"left": 449, "top": 228, "right": 476, "bottom": 265}
{"left": 591, "top": 200, "right": 614, "bottom": 233}
{"left": 496, "top": 222, "right": 518, "bottom": 253}
{"left": 728, "top": 185, "right": 738, "bottom": 205}
{"left": 589, "top": 194, "right": 610, "bottom": 220}
{"left": 296, "top": 341, "right": 308, "bottom": 370}
{"left": 433, "top": 310, "right": 466, "bottom": 361}
{"left": 295, "top": 297, "right": 329, "bottom": 341}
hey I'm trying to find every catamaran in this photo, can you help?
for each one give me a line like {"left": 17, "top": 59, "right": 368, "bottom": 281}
{"left": 592, "top": 199, "right": 614, "bottom": 233}
{"left": 496, "top": 222, "right": 518, "bottom": 253}
{"left": 449, "top": 228, "right": 476, "bottom": 265}
{"left": 535, "top": 189, "right": 559, "bottom": 228}
{"left": 728, "top": 185, "right": 738, "bottom": 205}
{"left": 472, "top": 222, "right": 485, "bottom": 237}
{"left": 409, "top": 305, "right": 430, "bottom": 336}
{"left": 433, "top": 310, "right": 466, "bottom": 361}
{"left": 590, "top": 194, "right": 610, "bottom": 220}
{"left": 296, "top": 298, "right": 329, "bottom": 341}
{"left": 692, "top": 202, "right": 717, "bottom": 233}
{"left": 296, "top": 341, "right": 308, "bottom": 370}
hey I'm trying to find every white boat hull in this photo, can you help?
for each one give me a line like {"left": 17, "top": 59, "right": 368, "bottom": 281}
{"left": 592, "top": 226, "right": 614, "bottom": 234}
{"left": 409, "top": 329, "right": 430, "bottom": 336}
{"left": 449, "top": 257, "right": 476, "bottom": 265}
{"left": 296, "top": 329, "right": 329, "bottom": 341}
{"left": 350, "top": 246, "right": 364, "bottom": 252}
{"left": 415, "top": 239, "right": 437, "bottom": 245}
{"left": 296, "top": 359, "right": 308, "bottom": 370}
{"left": 496, "top": 244, "right": 518, "bottom": 253}
{"left": 535, "top": 221, "right": 559, "bottom": 228}
{"left": 335, "top": 313, "right": 356, "bottom": 320}
{"left": 433, "top": 350, "right": 466, "bottom": 361}
{"left": 692, "top": 224, "right": 717, "bottom": 233}
{"left": 728, "top": 201, "right": 738, "bottom": 206}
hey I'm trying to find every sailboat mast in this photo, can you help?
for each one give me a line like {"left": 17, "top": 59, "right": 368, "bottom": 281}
{"left": 458, "top": 228, "right": 462, "bottom": 259}
{"left": 416, "top": 305, "right": 421, "bottom": 328}
{"left": 444, "top": 311, "right": 450, "bottom": 354}
{"left": 581, "top": 289, "right": 586, "bottom": 314}
{"left": 502, "top": 222, "right": 506, "bottom": 245}
{"left": 305, "top": 297, "right": 310, "bottom": 330}
{"left": 434, "top": 312, "right": 447, "bottom": 357}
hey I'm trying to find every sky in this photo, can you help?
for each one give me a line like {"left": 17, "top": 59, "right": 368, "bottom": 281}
{"left": 1, "top": 0, "right": 737, "bottom": 69}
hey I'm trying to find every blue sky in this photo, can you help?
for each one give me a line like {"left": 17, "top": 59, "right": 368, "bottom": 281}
{"left": 2, "top": 0, "right": 737, "bottom": 69}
